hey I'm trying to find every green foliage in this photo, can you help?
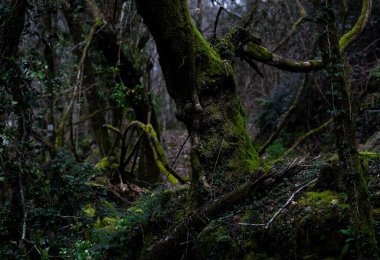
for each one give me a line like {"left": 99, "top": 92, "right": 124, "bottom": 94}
{"left": 111, "top": 82, "right": 145, "bottom": 109}
{"left": 339, "top": 229, "right": 355, "bottom": 256}
{"left": 371, "top": 66, "right": 380, "bottom": 80}
{"left": 59, "top": 190, "right": 164, "bottom": 259}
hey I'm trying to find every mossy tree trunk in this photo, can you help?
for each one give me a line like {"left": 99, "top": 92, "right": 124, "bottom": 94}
{"left": 315, "top": 1, "right": 378, "bottom": 258}
{"left": 135, "top": 0, "right": 261, "bottom": 197}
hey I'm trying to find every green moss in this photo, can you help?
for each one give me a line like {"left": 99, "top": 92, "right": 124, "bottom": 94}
{"left": 94, "top": 156, "right": 118, "bottom": 171}
{"left": 373, "top": 208, "right": 380, "bottom": 216}
{"left": 245, "top": 43, "right": 273, "bottom": 61}
{"left": 339, "top": 0, "right": 370, "bottom": 51}
{"left": 359, "top": 151, "right": 380, "bottom": 160}
{"left": 196, "top": 224, "right": 235, "bottom": 258}
{"left": 298, "top": 191, "right": 349, "bottom": 210}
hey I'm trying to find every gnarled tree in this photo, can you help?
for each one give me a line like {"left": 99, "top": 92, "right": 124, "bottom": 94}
{"left": 135, "top": 0, "right": 378, "bottom": 257}
{"left": 135, "top": 0, "right": 261, "bottom": 199}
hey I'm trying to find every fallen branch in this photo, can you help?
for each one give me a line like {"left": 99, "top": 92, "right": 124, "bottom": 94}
{"left": 239, "top": 178, "right": 318, "bottom": 229}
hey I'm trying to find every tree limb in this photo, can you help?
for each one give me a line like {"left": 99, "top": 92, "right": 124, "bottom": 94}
{"left": 273, "top": 118, "right": 333, "bottom": 164}
{"left": 228, "top": 27, "right": 324, "bottom": 73}
{"left": 240, "top": 42, "right": 324, "bottom": 72}
{"left": 339, "top": 0, "right": 372, "bottom": 53}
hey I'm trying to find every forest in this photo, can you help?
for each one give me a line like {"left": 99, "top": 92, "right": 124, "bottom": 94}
{"left": 0, "top": 0, "right": 379, "bottom": 259}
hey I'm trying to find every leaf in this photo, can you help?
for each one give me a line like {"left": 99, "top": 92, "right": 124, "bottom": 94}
{"left": 37, "top": 71, "right": 46, "bottom": 80}
{"left": 341, "top": 243, "right": 350, "bottom": 255}
{"left": 339, "top": 229, "right": 351, "bottom": 236}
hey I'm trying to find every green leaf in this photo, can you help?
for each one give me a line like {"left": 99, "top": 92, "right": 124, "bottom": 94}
{"left": 341, "top": 243, "right": 350, "bottom": 255}
{"left": 37, "top": 71, "right": 46, "bottom": 80}
{"left": 339, "top": 229, "right": 351, "bottom": 236}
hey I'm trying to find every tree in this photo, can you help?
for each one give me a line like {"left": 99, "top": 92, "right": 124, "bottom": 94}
{"left": 135, "top": 0, "right": 261, "bottom": 201}
{"left": 135, "top": 0, "right": 378, "bottom": 257}
{"left": 314, "top": 0, "right": 378, "bottom": 258}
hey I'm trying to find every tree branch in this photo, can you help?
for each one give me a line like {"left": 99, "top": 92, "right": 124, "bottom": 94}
{"left": 240, "top": 42, "right": 324, "bottom": 72}
{"left": 228, "top": 27, "right": 324, "bottom": 73}
{"left": 339, "top": 0, "right": 372, "bottom": 52}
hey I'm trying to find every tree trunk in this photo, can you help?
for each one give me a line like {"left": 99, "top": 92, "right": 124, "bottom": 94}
{"left": 135, "top": 0, "right": 260, "bottom": 195}
{"left": 316, "top": 1, "right": 378, "bottom": 258}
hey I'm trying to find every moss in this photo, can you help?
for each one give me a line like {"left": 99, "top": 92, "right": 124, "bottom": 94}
{"left": 339, "top": 0, "right": 370, "bottom": 51}
{"left": 359, "top": 151, "right": 380, "bottom": 160}
{"left": 298, "top": 191, "right": 349, "bottom": 209}
{"left": 373, "top": 208, "right": 380, "bottom": 217}
{"left": 245, "top": 43, "right": 273, "bottom": 61}
{"left": 137, "top": 0, "right": 261, "bottom": 193}
{"left": 196, "top": 224, "right": 235, "bottom": 258}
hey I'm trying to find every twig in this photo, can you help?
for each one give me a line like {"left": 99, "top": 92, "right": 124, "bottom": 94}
{"left": 170, "top": 134, "right": 190, "bottom": 171}
{"left": 18, "top": 170, "right": 27, "bottom": 246}
{"left": 213, "top": 6, "right": 242, "bottom": 36}
{"left": 69, "top": 107, "right": 115, "bottom": 126}
{"left": 213, "top": 6, "right": 223, "bottom": 37}
{"left": 239, "top": 178, "right": 317, "bottom": 229}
